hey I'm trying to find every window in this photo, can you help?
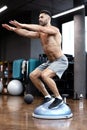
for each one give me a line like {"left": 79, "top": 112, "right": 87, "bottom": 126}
{"left": 62, "top": 21, "right": 74, "bottom": 56}
{"left": 85, "top": 17, "right": 87, "bottom": 51}
{"left": 62, "top": 17, "right": 87, "bottom": 56}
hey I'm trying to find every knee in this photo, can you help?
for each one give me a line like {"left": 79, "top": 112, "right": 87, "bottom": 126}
{"left": 41, "top": 72, "right": 48, "bottom": 81}
{"left": 29, "top": 72, "right": 37, "bottom": 81}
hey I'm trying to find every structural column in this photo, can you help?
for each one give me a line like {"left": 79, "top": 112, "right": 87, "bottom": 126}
{"left": 74, "top": 0, "right": 86, "bottom": 98}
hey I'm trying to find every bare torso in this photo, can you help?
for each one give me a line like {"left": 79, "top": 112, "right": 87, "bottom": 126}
{"left": 39, "top": 28, "right": 63, "bottom": 61}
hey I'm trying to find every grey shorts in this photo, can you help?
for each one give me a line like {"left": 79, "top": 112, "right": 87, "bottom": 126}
{"left": 37, "top": 55, "right": 68, "bottom": 79}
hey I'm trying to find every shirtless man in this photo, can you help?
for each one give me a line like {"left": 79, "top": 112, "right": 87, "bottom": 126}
{"left": 2, "top": 10, "right": 68, "bottom": 109}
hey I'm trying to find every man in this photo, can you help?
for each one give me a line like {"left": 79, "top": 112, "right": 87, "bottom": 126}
{"left": 2, "top": 10, "right": 68, "bottom": 109}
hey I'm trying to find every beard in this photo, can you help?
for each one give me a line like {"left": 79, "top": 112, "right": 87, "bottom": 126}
{"left": 39, "top": 21, "right": 47, "bottom": 26}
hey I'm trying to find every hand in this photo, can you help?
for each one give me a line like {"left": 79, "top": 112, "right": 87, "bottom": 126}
{"left": 9, "top": 20, "right": 23, "bottom": 28}
{"left": 2, "top": 24, "right": 15, "bottom": 31}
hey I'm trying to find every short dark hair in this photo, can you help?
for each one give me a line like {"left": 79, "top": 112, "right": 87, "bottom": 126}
{"left": 40, "top": 10, "right": 52, "bottom": 17}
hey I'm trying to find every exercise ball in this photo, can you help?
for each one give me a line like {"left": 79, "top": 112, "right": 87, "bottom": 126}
{"left": 32, "top": 100, "right": 73, "bottom": 119}
{"left": 7, "top": 80, "right": 23, "bottom": 96}
{"left": 0, "top": 81, "right": 3, "bottom": 93}
{"left": 24, "top": 94, "right": 34, "bottom": 104}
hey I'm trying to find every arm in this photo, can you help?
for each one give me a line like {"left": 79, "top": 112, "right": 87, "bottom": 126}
{"left": 23, "top": 24, "right": 59, "bottom": 35}
{"left": 2, "top": 24, "right": 40, "bottom": 38}
{"left": 9, "top": 20, "right": 59, "bottom": 35}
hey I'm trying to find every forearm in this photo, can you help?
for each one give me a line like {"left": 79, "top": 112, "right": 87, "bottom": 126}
{"left": 13, "top": 28, "right": 31, "bottom": 37}
{"left": 23, "top": 24, "right": 41, "bottom": 32}
{"left": 9, "top": 20, "right": 43, "bottom": 32}
{"left": 2, "top": 23, "right": 39, "bottom": 38}
{"left": 13, "top": 28, "right": 39, "bottom": 38}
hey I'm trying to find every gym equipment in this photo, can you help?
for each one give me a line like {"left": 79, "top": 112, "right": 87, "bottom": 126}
{"left": 23, "top": 59, "right": 41, "bottom": 95}
{"left": 24, "top": 94, "right": 34, "bottom": 104}
{"left": 28, "top": 59, "right": 41, "bottom": 74}
{"left": 0, "top": 81, "right": 3, "bottom": 93}
{"left": 12, "top": 59, "right": 24, "bottom": 79}
{"left": 4, "top": 68, "right": 8, "bottom": 78}
{"left": 62, "top": 94, "right": 69, "bottom": 103}
{"left": 7, "top": 79, "right": 23, "bottom": 96}
{"left": 32, "top": 99, "right": 73, "bottom": 119}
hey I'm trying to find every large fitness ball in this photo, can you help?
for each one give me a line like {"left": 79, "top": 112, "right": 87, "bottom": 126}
{"left": 7, "top": 80, "right": 23, "bottom": 96}
{"left": 24, "top": 94, "right": 34, "bottom": 104}
{"left": 0, "top": 81, "right": 3, "bottom": 93}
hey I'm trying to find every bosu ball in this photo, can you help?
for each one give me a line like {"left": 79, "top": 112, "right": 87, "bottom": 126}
{"left": 32, "top": 99, "right": 73, "bottom": 119}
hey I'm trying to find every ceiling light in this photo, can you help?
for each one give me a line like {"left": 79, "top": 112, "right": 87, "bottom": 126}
{"left": 52, "top": 5, "right": 85, "bottom": 18}
{"left": 0, "top": 5, "right": 8, "bottom": 13}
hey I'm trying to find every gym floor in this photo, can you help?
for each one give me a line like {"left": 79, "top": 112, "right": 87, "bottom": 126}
{"left": 0, "top": 95, "right": 87, "bottom": 130}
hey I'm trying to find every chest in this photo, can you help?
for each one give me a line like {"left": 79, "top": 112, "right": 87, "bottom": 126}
{"left": 40, "top": 33, "right": 53, "bottom": 45}
{"left": 40, "top": 33, "right": 48, "bottom": 41}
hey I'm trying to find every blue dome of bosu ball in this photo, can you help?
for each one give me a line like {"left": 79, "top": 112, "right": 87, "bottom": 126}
{"left": 32, "top": 99, "right": 73, "bottom": 119}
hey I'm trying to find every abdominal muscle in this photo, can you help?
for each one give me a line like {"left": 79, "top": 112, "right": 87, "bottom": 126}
{"left": 40, "top": 32, "right": 63, "bottom": 61}
{"left": 43, "top": 44, "right": 63, "bottom": 61}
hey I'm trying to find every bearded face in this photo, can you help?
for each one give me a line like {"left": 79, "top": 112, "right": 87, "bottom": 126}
{"left": 39, "top": 13, "right": 50, "bottom": 26}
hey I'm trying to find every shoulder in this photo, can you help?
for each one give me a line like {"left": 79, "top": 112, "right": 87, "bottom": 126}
{"left": 51, "top": 26, "right": 61, "bottom": 38}
{"left": 50, "top": 25, "right": 60, "bottom": 32}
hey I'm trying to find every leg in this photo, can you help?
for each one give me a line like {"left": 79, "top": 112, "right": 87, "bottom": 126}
{"left": 41, "top": 68, "right": 63, "bottom": 108}
{"left": 41, "top": 68, "right": 60, "bottom": 97}
{"left": 29, "top": 68, "right": 50, "bottom": 97}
